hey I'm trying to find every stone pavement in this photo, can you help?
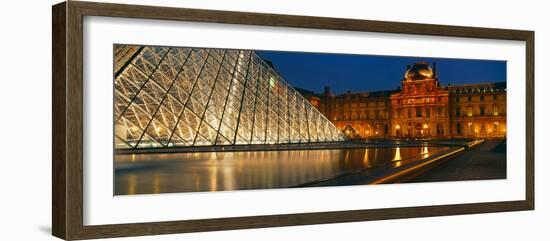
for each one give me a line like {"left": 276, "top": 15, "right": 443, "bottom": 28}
{"left": 407, "top": 139, "right": 506, "bottom": 182}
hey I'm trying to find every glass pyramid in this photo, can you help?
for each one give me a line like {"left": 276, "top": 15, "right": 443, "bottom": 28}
{"left": 114, "top": 45, "right": 346, "bottom": 149}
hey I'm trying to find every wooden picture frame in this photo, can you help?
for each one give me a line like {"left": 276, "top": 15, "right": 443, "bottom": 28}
{"left": 52, "top": 1, "right": 534, "bottom": 240}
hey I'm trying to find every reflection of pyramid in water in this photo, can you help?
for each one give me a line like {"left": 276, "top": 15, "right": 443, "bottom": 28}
{"left": 114, "top": 45, "right": 346, "bottom": 149}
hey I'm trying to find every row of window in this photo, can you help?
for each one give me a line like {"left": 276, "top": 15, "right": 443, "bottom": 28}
{"left": 330, "top": 105, "right": 503, "bottom": 120}
{"left": 338, "top": 102, "right": 387, "bottom": 108}
{"left": 403, "top": 84, "right": 437, "bottom": 94}
{"left": 455, "top": 122, "right": 504, "bottom": 135}
{"left": 325, "top": 94, "right": 502, "bottom": 109}
{"left": 455, "top": 106, "right": 501, "bottom": 117}
{"left": 395, "top": 94, "right": 503, "bottom": 104}
{"left": 395, "top": 107, "right": 446, "bottom": 118}
{"left": 333, "top": 111, "right": 388, "bottom": 121}
{"left": 454, "top": 94, "right": 501, "bottom": 102}
{"left": 397, "top": 97, "right": 444, "bottom": 104}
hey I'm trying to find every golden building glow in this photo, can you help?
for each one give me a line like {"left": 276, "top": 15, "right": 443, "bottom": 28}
{"left": 306, "top": 62, "right": 506, "bottom": 139}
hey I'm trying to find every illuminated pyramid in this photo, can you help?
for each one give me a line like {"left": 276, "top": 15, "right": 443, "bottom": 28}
{"left": 114, "top": 45, "right": 346, "bottom": 149}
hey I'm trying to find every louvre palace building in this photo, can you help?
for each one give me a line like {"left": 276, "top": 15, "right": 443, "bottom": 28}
{"left": 304, "top": 62, "right": 507, "bottom": 139}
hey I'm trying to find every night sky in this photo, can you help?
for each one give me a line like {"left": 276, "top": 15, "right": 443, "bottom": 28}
{"left": 256, "top": 50, "right": 506, "bottom": 95}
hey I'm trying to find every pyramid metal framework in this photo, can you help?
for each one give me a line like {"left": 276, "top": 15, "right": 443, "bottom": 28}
{"left": 114, "top": 45, "right": 346, "bottom": 149}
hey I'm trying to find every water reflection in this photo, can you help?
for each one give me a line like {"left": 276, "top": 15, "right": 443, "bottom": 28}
{"left": 393, "top": 147, "right": 402, "bottom": 161}
{"left": 421, "top": 146, "right": 430, "bottom": 158}
{"left": 115, "top": 147, "right": 440, "bottom": 195}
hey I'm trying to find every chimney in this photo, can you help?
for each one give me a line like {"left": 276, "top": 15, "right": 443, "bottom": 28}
{"left": 324, "top": 86, "right": 332, "bottom": 96}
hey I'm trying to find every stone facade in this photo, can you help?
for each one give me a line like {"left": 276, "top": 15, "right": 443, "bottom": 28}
{"left": 304, "top": 62, "right": 506, "bottom": 139}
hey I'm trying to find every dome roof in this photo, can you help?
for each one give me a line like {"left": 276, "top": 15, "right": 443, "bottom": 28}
{"left": 404, "top": 62, "right": 434, "bottom": 80}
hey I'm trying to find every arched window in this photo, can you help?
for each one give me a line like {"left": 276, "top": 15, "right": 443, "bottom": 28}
{"left": 493, "top": 105, "right": 499, "bottom": 116}
{"left": 378, "top": 110, "right": 384, "bottom": 119}
{"left": 437, "top": 123, "right": 444, "bottom": 135}
{"left": 493, "top": 122, "right": 500, "bottom": 134}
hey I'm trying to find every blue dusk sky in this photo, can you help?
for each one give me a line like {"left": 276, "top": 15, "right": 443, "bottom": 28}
{"left": 256, "top": 50, "right": 506, "bottom": 95}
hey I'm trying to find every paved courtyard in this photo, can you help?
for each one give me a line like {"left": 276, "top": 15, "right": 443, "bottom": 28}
{"left": 408, "top": 139, "right": 506, "bottom": 182}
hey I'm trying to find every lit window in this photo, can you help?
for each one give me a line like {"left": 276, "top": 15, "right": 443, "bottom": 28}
{"left": 467, "top": 107, "right": 473, "bottom": 117}
{"left": 493, "top": 106, "right": 499, "bottom": 116}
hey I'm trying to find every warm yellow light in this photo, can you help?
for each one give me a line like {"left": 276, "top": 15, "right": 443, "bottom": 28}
{"left": 421, "top": 146, "right": 429, "bottom": 155}
{"left": 395, "top": 125, "right": 401, "bottom": 130}
{"left": 475, "top": 129, "right": 479, "bottom": 133}
{"left": 423, "top": 124, "right": 428, "bottom": 129}
{"left": 393, "top": 147, "right": 402, "bottom": 161}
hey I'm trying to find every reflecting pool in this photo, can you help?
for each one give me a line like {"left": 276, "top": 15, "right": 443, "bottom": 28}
{"left": 115, "top": 147, "right": 441, "bottom": 195}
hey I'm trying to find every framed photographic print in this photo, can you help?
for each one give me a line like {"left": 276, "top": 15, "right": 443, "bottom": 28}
{"left": 52, "top": 1, "right": 534, "bottom": 240}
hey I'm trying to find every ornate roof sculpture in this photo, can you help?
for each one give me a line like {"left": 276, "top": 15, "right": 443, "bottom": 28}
{"left": 113, "top": 45, "right": 346, "bottom": 149}
{"left": 404, "top": 62, "right": 434, "bottom": 80}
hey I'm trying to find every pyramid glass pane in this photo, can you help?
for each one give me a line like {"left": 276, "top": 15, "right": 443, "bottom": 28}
{"left": 114, "top": 45, "right": 346, "bottom": 149}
